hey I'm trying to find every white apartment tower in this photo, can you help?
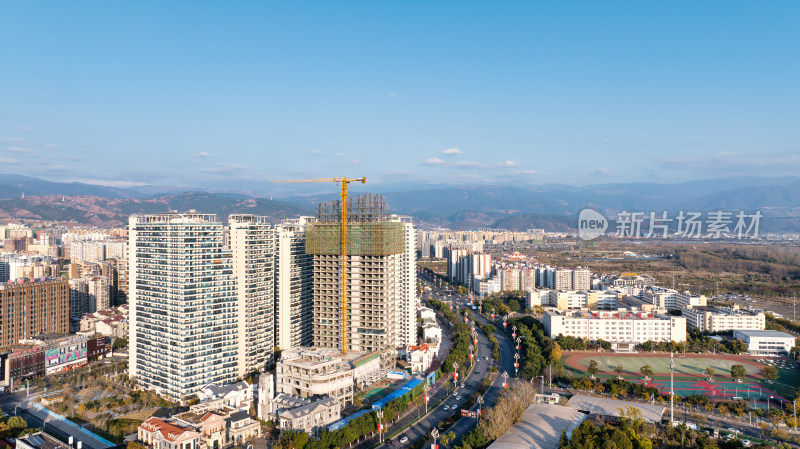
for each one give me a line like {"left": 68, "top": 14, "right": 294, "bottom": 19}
{"left": 128, "top": 213, "right": 239, "bottom": 402}
{"left": 392, "top": 215, "right": 417, "bottom": 348}
{"left": 229, "top": 214, "right": 276, "bottom": 377}
{"left": 274, "top": 217, "right": 315, "bottom": 350}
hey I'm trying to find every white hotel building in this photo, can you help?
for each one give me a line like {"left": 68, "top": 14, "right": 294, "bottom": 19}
{"left": 544, "top": 310, "right": 686, "bottom": 347}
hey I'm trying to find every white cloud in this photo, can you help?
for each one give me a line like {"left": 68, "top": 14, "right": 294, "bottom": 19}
{"left": 72, "top": 179, "right": 149, "bottom": 188}
{"left": 311, "top": 150, "right": 324, "bottom": 155}
{"left": 0, "top": 137, "right": 24, "bottom": 144}
{"left": 43, "top": 164, "right": 70, "bottom": 172}
{"left": 196, "top": 152, "right": 211, "bottom": 158}
{"left": 79, "top": 148, "right": 93, "bottom": 153}
{"left": 441, "top": 148, "right": 462, "bottom": 156}
{"left": 201, "top": 163, "right": 248, "bottom": 174}
{"left": 44, "top": 144, "right": 58, "bottom": 149}
{"left": 335, "top": 153, "right": 346, "bottom": 158}
{"left": 345, "top": 159, "right": 360, "bottom": 165}
{"left": 499, "top": 160, "right": 519, "bottom": 167}
{"left": 661, "top": 151, "right": 800, "bottom": 176}
{"left": 6, "top": 146, "right": 35, "bottom": 154}
{"left": 0, "top": 157, "right": 20, "bottom": 164}
{"left": 454, "top": 160, "right": 488, "bottom": 169}
{"left": 421, "top": 157, "right": 445, "bottom": 166}
{"left": 67, "top": 155, "right": 83, "bottom": 161}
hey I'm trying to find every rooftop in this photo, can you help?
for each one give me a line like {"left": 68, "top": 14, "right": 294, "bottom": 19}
{"left": 488, "top": 404, "right": 586, "bottom": 449}
{"left": 567, "top": 394, "right": 665, "bottom": 424}
{"left": 733, "top": 330, "right": 795, "bottom": 339}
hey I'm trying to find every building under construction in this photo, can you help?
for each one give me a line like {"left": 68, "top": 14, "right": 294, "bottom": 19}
{"left": 306, "top": 194, "right": 406, "bottom": 354}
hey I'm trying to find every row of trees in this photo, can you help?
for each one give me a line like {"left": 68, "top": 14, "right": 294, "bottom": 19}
{"left": 638, "top": 331, "right": 748, "bottom": 355}
{"left": 505, "top": 315, "right": 565, "bottom": 380}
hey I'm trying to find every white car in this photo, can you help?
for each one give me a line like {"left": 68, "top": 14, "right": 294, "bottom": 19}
{"left": 443, "top": 405, "right": 449, "bottom": 411}
{"left": 452, "top": 404, "right": 457, "bottom": 409}
{"left": 453, "top": 391, "right": 458, "bottom": 396}
{"left": 742, "top": 440, "right": 751, "bottom": 447}
{"left": 400, "top": 436, "right": 409, "bottom": 444}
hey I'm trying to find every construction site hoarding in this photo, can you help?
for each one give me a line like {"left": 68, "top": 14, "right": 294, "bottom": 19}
{"left": 305, "top": 222, "right": 404, "bottom": 256}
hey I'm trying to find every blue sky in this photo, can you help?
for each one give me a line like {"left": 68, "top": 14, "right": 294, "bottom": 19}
{"left": 1, "top": 1, "right": 799, "bottom": 194}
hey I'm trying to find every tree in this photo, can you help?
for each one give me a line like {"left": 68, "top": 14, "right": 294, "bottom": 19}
{"left": 730, "top": 365, "right": 746, "bottom": 381}
{"left": 705, "top": 367, "right": 715, "bottom": 380}
{"left": 588, "top": 360, "right": 599, "bottom": 378}
{"left": 508, "top": 299, "right": 521, "bottom": 313}
{"left": 112, "top": 338, "right": 128, "bottom": 349}
{"left": 549, "top": 342, "right": 562, "bottom": 363}
{"left": 640, "top": 365, "right": 654, "bottom": 379}
{"left": 0, "top": 422, "right": 11, "bottom": 440}
{"left": 7, "top": 416, "right": 27, "bottom": 436}
{"left": 441, "top": 431, "right": 456, "bottom": 448}
{"left": 763, "top": 366, "right": 779, "bottom": 382}
{"left": 615, "top": 365, "right": 625, "bottom": 379}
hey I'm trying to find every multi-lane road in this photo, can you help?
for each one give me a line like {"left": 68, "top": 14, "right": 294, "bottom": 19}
{"left": 379, "top": 274, "right": 517, "bottom": 449}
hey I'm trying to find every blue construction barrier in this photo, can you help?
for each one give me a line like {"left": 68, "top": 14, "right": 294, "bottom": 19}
{"left": 28, "top": 402, "right": 115, "bottom": 447}
{"left": 371, "top": 378, "right": 423, "bottom": 411}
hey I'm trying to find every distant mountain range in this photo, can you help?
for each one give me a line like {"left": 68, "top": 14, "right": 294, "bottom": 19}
{"left": 1, "top": 173, "right": 799, "bottom": 232}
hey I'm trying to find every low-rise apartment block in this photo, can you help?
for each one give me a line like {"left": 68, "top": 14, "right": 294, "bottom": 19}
{"left": 275, "top": 347, "right": 381, "bottom": 406}
{"left": 682, "top": 305, "right": 765, "bottom": 332}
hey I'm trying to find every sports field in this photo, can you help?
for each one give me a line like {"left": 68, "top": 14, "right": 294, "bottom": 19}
{"left": 563, "top": 352, "right": 799, "bottom": 401}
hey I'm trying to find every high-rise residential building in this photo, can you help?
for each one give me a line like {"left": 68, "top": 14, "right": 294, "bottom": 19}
{"left": 274, "top": 217, "right": 314, "bottom": 351}
{"left": 307, "top": 195, "right": 405, "bottom": 354}
{"left": 0, "top": 278, "right": 69, "bottom": 347}
{"left": 69, "top": 277, "right": 90, "bottom": 317}
{"left": 229, "top": 214, "right": 275, "bottom": 377}
{"left": 88, "top": 276, "right": 110, "bottom": 311}
{"left": 553, "top": 269, "right": 573, "bottom": 291}
{"left": 572, "top": 268, "right": 591, "bottom": 291}
{"left": 392, "top": 215, "right": 417, "bottom": 348}
{"left": 128, "top": 213, "right": 239, "bottom": 402}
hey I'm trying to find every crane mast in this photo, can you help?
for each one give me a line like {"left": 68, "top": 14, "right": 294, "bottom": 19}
{"left": 271, "top": 176, "right": 367, "bottom": 354}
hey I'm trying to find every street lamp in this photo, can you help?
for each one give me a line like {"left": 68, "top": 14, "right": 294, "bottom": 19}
{"left": 431, "top": 428, "right": 439, "bottom": 448}
{"left": 423, "top": 383, "right": 429, "bottom": 415}
{"left": 514, "top": 353, "right": 520, "bottom": 377}
{"left": 502, "top": 371, "right": 509, "bottom": 389}
{"left": 512, "top": 325, "right": 517, "bottom": 339}
{"left": 515, "top": 336, "right": 521, "bottom": 351}
{"left": 452, "top": 362, "right": 459, "bottom": 389}
{"left": 376, "top": 410, "right": 384, "bottom": 444}
{"left": 469, "top": 344, "right": 475, "bottom": 366}
{"left": 538, "top": 375, "right": 545, "bottom": 394}
{"left": 477, "top": 396, "right": 484, "bottom": 425}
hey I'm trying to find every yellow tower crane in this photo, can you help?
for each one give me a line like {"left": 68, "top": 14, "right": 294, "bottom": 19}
{"left": 270, "top": 177, "right": 367, "bottom": 354}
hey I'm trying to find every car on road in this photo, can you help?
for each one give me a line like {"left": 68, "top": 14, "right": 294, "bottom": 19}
{"left": 727, "top": 427, "right": 735, "bottom": 433}
{"left": 452, "top": 404, "right": 457, "bottom": 409}
{"left": 443, "top": 405, "right": 449, "bottom": 411}
{"left": 399, "top": 436, "right": 409, "bottom": 444}
{"left": 742, "top": 440, "right": 750, "bottom": 447}
{"left": 452, "top": 391, "right": 458, "bottom": 396}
